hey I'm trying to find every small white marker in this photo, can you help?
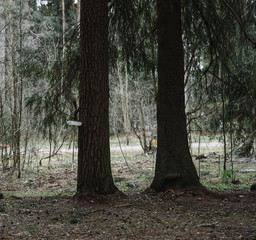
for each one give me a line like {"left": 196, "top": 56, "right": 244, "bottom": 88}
{"left": 67, "top": 120, "right": 82, "bottom": 126}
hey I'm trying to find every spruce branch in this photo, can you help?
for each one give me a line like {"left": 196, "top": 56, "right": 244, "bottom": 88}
{"left": 222, "top": 0, "right": 256, "bottom": 48}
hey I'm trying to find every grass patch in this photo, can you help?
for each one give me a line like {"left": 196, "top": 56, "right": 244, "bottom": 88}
{"left": 1, "top": 135, "right": 256, "bottom": 196}
{"left": 26, "top": 224, "right": 39, "bottom": 234}
{"left": 114, "top": 177, "right": 127, "bottom": 183}
{"left": 201, "top": 178, "right": 251, "bottom": 191}
{"left": 222, "top": 169, "right": 236, "bottom": 183}
{"left": 69, "top": 218, "right": 80, "bottom": 224}
{"left": 0, "top": 205, "right": 6, "bottom": 212}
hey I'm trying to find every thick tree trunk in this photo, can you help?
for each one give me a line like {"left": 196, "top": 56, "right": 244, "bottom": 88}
{"left": 150, "top": 0, "right": 200, "bottom": 191}
{"left": 77, "top": 0, "right": 117, "bottom": 195}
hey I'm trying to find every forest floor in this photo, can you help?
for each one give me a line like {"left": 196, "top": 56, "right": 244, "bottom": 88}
{"left": 1, "top": 138, "right": 256, "bottom": 239}
{"left": 0, "top": 183, "right": 256, "bottom": 240}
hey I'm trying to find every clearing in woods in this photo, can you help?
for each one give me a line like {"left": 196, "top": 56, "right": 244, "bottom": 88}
{"left": 0, "top": 136, "right": 256, "bottom": 239}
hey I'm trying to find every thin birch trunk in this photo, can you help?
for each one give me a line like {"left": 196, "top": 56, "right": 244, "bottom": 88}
{"left": 117, "top": 62, "right": 130, "bottom": 145}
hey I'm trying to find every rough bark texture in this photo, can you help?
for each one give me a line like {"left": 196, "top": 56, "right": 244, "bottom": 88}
{"left": 77, "top": 0, "right": 117, "bottom": 195}
{"left": 150, "top": 0, "right": 200, "bottom": 191}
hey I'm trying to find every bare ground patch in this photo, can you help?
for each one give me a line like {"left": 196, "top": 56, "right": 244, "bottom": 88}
{"left": 1, "top": 139, "right": 256, "bottom": 239}
{"left": 1, "top": 187, "right": 256, "bottom": 239}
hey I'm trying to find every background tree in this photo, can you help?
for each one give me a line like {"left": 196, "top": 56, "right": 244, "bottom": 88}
{"left": 109, "top": 0, "right": 157, "bottom": 151}
{"left": 0, "top": 0, "right": 256, "bottom": 191}
{"left": 183, "top": 0, "right": 256, "bottom": 162}
{"left": 0, "top": 0, "right": 33, "bottom": 174}
{"left": 0, "top": 0, "right": 80, "bottom": 173}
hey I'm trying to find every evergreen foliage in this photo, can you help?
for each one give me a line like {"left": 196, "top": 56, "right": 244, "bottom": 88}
{"left": 0, "top": 0, "right": 256, "bottom": 178}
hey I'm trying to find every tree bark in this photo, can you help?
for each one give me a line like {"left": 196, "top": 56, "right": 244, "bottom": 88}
{"left": 77, "top": 0, "right": 117, "bottom": 195}
{"left": 150, "top": 0, "right": 200, "bottom": 191}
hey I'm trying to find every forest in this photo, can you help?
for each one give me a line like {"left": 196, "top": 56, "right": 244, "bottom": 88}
{"left": 0, "top": 0, "right": 256, "bottom": 239}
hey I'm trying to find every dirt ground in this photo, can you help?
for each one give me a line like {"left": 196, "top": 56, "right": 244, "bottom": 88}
{"left": 1, "top": 181, "right": 256, "bottom": 239}
{"left": 1, "top": 139, "right": 256, "bottom": 239}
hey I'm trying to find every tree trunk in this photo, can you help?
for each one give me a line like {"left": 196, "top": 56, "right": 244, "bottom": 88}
{"left": 221, "top": 89, "right": 227, "bottom": 171}
{"left": 8, "top": 0, "right": 21, "bottom": 170}
{"left": 62, "top": 0, "right": 66, "bottom": 95}
{"left": 77, "top": 0, "right": 80, "bottom": 22}
{"left": 117, "top": 62, "right": 130, "bottom": 145}
{"left": 150, "top": 0, "right": 200, "bottom": 191}
{"left": 17, "top": 0, "right": 24, "bottom": 178}
{"left": 139, "top": 97, "right": 148, "bottom": 150}
{"left": 77, "top": 0, "right": 117, "bottom": 195}
{"left": 1, "top": 5, "right": 9, "bottom": 169}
